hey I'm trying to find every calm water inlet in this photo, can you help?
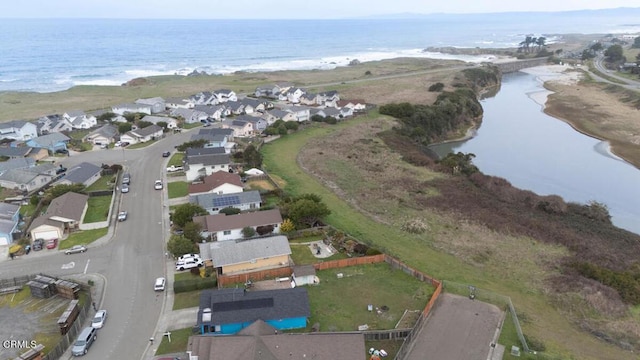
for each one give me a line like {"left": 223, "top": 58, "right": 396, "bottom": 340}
{"left": 430, "top": 72, "right": 640, "bottom": 234}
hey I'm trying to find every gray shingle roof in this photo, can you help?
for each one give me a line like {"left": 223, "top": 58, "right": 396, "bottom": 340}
{"left": 29, "top": 133, "right": 70, "bottom": 148}
{"left": 132, "top": 124, "right": 163, "bottom": 137}
{"left": 194, "top": 209, "right": 282, "bottom": 233}
{"left": 201, "top": 235, "right": 290, "bottom": 267}
{"left": 0, "top": 202, "right": 20, "bottom": 221}
{"left": 198, "top": 287, "right": 310, "bottom": 326}
{"left": 0, "top": 158, "right": 35, "bottom": 174}
{"left": 62, "top": 162, "right": 101, "bottom": 184}
{"left": 0, "top": 120, "right": 30, "bottom": 130}
{"left": 185, "top": 147, "right": 226, "bottom": 157}
{"left": 190, "top": 190, "right": 261, "bottom": 209}
{"left": 45, "top": 191, "right": 88, "bottom": 222}
{"left": 186, "top": 153, "right": 230, "bottom": 167}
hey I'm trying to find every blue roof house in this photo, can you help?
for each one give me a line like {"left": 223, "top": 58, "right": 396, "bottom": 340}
{"left": 26, "top": 133, "right": 70, "bottom": 153}
{"left": 197, "top": 287, "right": 310, "bottom": 335}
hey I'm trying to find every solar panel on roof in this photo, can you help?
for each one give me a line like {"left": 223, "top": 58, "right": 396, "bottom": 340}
{"left": 216, "top": 298, "right": 274, "bottom": 312}
{"left": 212, "top": 195, "right": 240, "bottom": 208}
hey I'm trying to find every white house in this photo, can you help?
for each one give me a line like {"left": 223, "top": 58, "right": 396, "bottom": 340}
{"left": 84, "top": 124, "right": 118, "bottom": 145}
{"left": 184, "top": 153, "right": 231, "bottom": 182}
{"left": 190, "top": 190, "right": 262, "bottom": 215}
{"left": 37, "top": 116, "right": 73, "bottom": 135}
{"left": 165, "top": 97, "right": 195, "bottom": 109}
{"left": 193, "top": 105, "right": 230, "bottom": 121}
{"left": 63, "top": 110, "right": 97, "bottom": 129}
{"left": 170, "top": 108, "right": 208, "bottom": 124}
{"left": 213, "top": 89, "right": 237, "bottom": 103}
{"left": 265, "top": 109, "right": 297, "bottom": 123}
{"left": 120, "top": 124, "right": 163, "bottom": 144}
{"left": 220, "top": 119, "right": 254, "bottom": 138}
{"left": 135, "top": 97, "right": 166, "bottom": 113}
{"left": 112, "top": 103, "right": 152, "bottom": 116}
{"left": 193, "top": 208, "right": 282, "bottom": 241}
{"left": 279, "top": 88, "right": 305, "bottom": 104}
{"left": 0, "top": 120, "right": 38, "bottom": 141}
{"left": 141, "top": 115, "right": 179, "bottom": 129}
{"left": 286, "top": 106, "right": 311, "bottom": 122}
{"left": 0, "top": 163, "right": 57, "bottom": 193}
{"left": 188, "top": 170, "right": 244, "bottom": 195}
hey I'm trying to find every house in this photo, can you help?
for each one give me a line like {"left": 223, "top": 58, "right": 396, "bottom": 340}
{"left": 199, "top": 235, "right": 291, "bottom": 275}
{"left": 299, "top": 92, "right": 320, "bottom": 106}
{"left": 0, "top": 163, "right": 56, "bottom": 193}
{"left": 285, "top": 106, "right": 311, "bottom": 122}
{"left": 265, "top": 109, "right": 297, "bottom": 123}
{"left": 279, "top": 87, "right": 305, "bottom": 104}
{"left": 0, "top": 146, "right": 33, "bottom": 160}
{"left": 26, "top": 133, "right": 71, "bottom": 153}
{"left": 56, "top": 162, "right": 101, "bottom": 187}
{"left": 220, "top": 120, "right": 254, "bottom": 138}
{"left": 184, "top": 153, "right": 231, "bottom": 182}
{"left": 165, "top": 97, "right": 194, "bottom": 109}
{"left": 318, "top": 90, "right": 340, "bottom": 107}
{"left": 311, "top": 107, "right": 342, "bottom": 119}
{"left": 236, "top": 115, "right": 267, "bottom": 132}
{"left": 240, "top": 98, "right": 266, "bottom": 114}
{"left": 0, "top": 158, "right": 36, "bottom": 175}
{"left": 170, "top": 108, "right": 208, "bottom": 124}
{"left": 111, "top": 103, "right": 152, "bottom": 116}
{"left": 193, "top": 208, "right": 282, "bottom": 241}
{"left": 0, "top": 203, "right": 21, "bottom": 246}
{"left": 84, "top": 124, "right": 118, "bottom": 145}
{"left": 190, "top": 190, "right": 262, "bottom": 214}
{"left": 28, "top": 192, "right": 88, "bottom": 240}
{"left": 120, "top": 124, "right": 163, "bottom": 144}
{"left": 190, "top": 128, "right": 234, "bottom": 149}
{"left": 188, "top": 169, "right": 244, "bottom": 195}
{"left": 140, "top": 115, "right": 178, "bottom": 129}
{"left": 193, "top": 105, "right": 230, "bottom": 121}
{"left": 0, "top": 120, "right": 38, "bottom": 141}
{"left": 135, "top": 97, "right": 166, "bottom": 113}
{"left": 224, "top": 101, "right": 245, "bottom": 115}
{"left": 37, "top": 115, "right": 73, "bottom": 135}
{"left": 63, "top": 110, "right": 97, "bottom": 129}
{"left": 197, "top": 287, "right": 310, "bottom": 334}
{"left": 190, "top": 91, "right": 217, "bottom": 105}
{"left": 292, "top": 265, "right": 318, "bottom": 286}
{"left": 188, "top": 320, "right": 365, "bottom": 360}
{"left": 185, "top": 147, "right": 227, "bottom": 157}
{"left": 337, "top": 99, "right": 367, "bottom": 112}
{"left": 213, "top": 89, "right": 237, "bottom": 104}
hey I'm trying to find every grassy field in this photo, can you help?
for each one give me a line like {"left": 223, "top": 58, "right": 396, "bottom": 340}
{"left": 154, "top": 327, "right": 193, "bottom": 355}
{"left": 59, "top": 228, "right": 108, "bottom": 249}
{"left": 85, "top": 175, "right": 116, "bottom": 191}
{"left": 83, "top": 195, "right": 112, "bottom": 223}
{"left": 262, "top": 117, "right": 632, "bottom": 359}
{"left": 167, "top": 181, "right": 188, "bottom": 199}
{"left": 168, "top": 153, "right": 184, "bottom": 167}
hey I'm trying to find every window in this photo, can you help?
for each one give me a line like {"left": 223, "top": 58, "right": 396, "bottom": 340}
{"left": 223, "top": 230, "right": 231, "bottom": 235}
{"left": 249, "top": 204, "right": 256, "bottom": 209}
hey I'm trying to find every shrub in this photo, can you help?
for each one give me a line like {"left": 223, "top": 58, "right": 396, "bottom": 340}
{"left": 242, "top": 226, "right": 256, "bottom": 238}
{"left": 173, "top": 277, "right": 217, "bottom": 293}
{"left": 401, "top": 218, "right": 430, "bottom": 234}
{"left": 428, "top": 82, "right": 445, "bottom": 92}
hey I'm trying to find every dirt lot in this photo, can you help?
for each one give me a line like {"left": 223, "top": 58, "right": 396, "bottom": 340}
{"left": 404, "top": 293, "right": 503, "bottom": 360}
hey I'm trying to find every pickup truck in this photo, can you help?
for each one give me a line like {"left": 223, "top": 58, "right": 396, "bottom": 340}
{"left": 166, "top": 165, "right": 184, "bottom": 172}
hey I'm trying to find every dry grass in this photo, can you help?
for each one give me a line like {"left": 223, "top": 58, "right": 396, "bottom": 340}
{"left": 245, "top": 179, "right": 275, "bottom": 191}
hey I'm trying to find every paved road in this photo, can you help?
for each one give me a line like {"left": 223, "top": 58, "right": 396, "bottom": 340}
{"left": 591, "top": 55, "right": 640, "bottom": 91}
{"left": 0, "top": 130, "right": 193, "bottom": 360}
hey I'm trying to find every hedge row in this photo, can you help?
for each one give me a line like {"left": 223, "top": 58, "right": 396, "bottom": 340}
{"left": 173, "top": 277, "right": 217, "bottom": 294}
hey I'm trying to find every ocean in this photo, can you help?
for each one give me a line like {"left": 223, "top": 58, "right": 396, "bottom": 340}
{"left": 1, "top": 10, "right": 640, "bottom": 93}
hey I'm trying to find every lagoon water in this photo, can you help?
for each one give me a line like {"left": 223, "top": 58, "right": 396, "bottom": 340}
{"left": 430, "top": 72, "right": 640, "bottom": 234}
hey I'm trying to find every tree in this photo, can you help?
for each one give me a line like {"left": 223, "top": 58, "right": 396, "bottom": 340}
{"left": 243, "top": 144, "right": 263, "bottom": 169}
{"left": 219, "top": 207, "right": 241, "bottom": 215}
{"left": 176, "top": 139, "right": 207, "bottom": 152}
{"left": 311, "top": 114, "right": 325, "bottom": 122}
{"left": 172, "top": 203, "right": 208, "bottom": 228}
{"left": 280, "top": 218, "right": 295, "bottom": 233}
{"left": 284, "top": 121, "right": 299, "bottom": 131}
{"left": 137, "top": 120, "right": 152, "bottom": 129}
{"left": 242, "top": 226, "right": 256, "bottom": 238}
{"left": 183, "top": 221, "right": 204, "bottom": 243}
{"left": 118, "top": 123, "right": 132, "bottom": 134}
{"left": 287, "top": 198, "right": 331, "bottom": 228}
{"left": 96, "top": 112, "right": 116, "bottom": 122}
{"left": 167, "top": 235, "right": 197, "bottom": 257}
{"left": 438, "top": 152, "right": 479, "bottom": 175}
{"left": 535, "top": 37, "right": 546, "bottom": 51}
{"left": 632, "top": 36, "right": 640, "bottom": 49}
{"left": 44, "top": 184, "right": 86, "bottom": 203}
{"left": 604, "top": 44, "right": 624, "bottom": 63}
{"left": 277, "top": 124, "right": 288, "bottom": 135}
{"left": 256, "top": 224, "right": 274, "bottom": 236}
{"left": 590, "top": 42, "right": 604, "bottom": 52}
{"left": 157, "top": 121, "right": 168, "bottom": 130}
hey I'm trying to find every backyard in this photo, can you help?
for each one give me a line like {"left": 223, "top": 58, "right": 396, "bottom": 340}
{"left": 83, "top": 195, "right": 112, "bottom": 223}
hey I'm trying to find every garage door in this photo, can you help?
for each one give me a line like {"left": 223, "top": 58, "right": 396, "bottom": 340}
{"left": 34, "top": 230, "right": 60, "bottom": 240}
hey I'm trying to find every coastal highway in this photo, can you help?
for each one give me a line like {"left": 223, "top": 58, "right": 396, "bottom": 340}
{"left": 0, "top": 130, "right": 192, "bottom": 360}
{"left": 592, "top": 55, "right": 640, "bottom": 91}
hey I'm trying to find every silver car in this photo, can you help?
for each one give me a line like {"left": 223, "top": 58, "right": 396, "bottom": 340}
{"left": 65, "top": 245, "right": 87, "bottom": 255}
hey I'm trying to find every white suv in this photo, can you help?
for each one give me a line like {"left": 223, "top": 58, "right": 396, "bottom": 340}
{"left": 176, "top": 258, "right": 204, "bottom": 271}
{"left": 154, "top": 180, "right": 163, "bottom": 190}
{"left": 177, "top": 253, "right": 201, "bottom": 262}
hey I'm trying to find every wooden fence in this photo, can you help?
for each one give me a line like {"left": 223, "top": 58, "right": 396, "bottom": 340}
{"left": 217, "top": 267, "right": 293, "bottom": 287}
{"left": 313, "top": 254, "right": 385, "bottom": 271}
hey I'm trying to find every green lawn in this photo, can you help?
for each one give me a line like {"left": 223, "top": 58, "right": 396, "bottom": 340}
{"left": 305, "top": 263, "right": 433, "bottom": 332}
{"left": 183, "top": 122, "right": 202, "bottom": 129}
{"left": 19, "top": 203, "right": 38, "bottom": 217}
{"left": 83, "top": 195, "right": 112, "bottom": 223}
{"left": 167, "top": 181, "right": 188, "bottom": 199}
{"left": 127, "top": 139, "right": 157, "bottom": 149}
{"left": 289, "top": 243, "right": 349, "bottom": 265}
{"left": 67, "top": 129, "right": 91, "bottom": 140}
{"left": 59, "top": 228, "right": 108, "bottom": 249}
{"left": 168, "top": 153, "right": 184, "bottom": 167}
{"left": 155, "top": 327, "right": 194, "bottom": 355}
{"left": 85, "top": 175, "right": 116, "bottom": 192}
{"left": 173, "top": 290, "right": 202, "bottom": 310}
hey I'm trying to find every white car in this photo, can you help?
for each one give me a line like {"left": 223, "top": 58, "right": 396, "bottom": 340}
{"left": 176, "top": 258, "right": 204, "bottom": 271}
{"left": 154, "top": 277, "right": 166, "bottom": 291}
{"left": 166, "top": 165, "right": 184, "bottom": 172}
{"left": 91, "top": 310, "right": 107, "bottom": 329}
{"left": 117, "top": 211, "right": 128, "bottom": 222}
{"left": 154, "top": 180, "right": 163, "bottom": 190}
{"left": 121, "top": 184, "right": 129, "bottom": 193}
{"left": 177, "top": 253, "right": 201, "bottom": 262}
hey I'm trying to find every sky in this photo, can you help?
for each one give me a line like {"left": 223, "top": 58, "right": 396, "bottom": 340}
{"left": 3, "top": 0, "right": 639, "bottom": 19}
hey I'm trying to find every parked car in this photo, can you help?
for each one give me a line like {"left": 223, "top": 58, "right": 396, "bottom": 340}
{"left": 176, "top": 258, "right": 204, "bottom": 271}
{"left": 122, "top": 173, "right": 131, "bottom": 185}
{"left": 46, "top": 238, "right": 58, "bottom": 250}
{"left": 177, "top": 253, "right": 201, "bottom": 262}
{"left": 162, "top": 151, "right": 171, "bottom": 157}
{"left": 166, "top": 165, "right": 183, "bottom": 172}
{"left": 121, "top": 184, "right": 129, "bottom": 193}
{"left": 154, "top": 180, "right": 163, "bottom": 190}
{"left": 71, "top": 327, "right": 97, "bottom": 356}
{"left": 114, "top": 141, "right": 122, "bottom": 147}
{"left": 32, "top": 238, "right": 44, "bottom": 251}
{"left": 118, "top": 211, "right": 128, "bottom": 222}
{"left": 56, "top": 166, "right": 67, "bottom": 175}
{"left": 55, "top": 148, "right": 69, "bottom": 154}
{"left": 91, "top": 310, "right": 107, "bottom": 329}
{"left": 154, "top": 277, "right": 166, "bottom": 291}
{"left": 65, "top": 245, "right": 87, "bottom": 255}
{"left": 120, "top": 142, "right": 130, "bottom": 147}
